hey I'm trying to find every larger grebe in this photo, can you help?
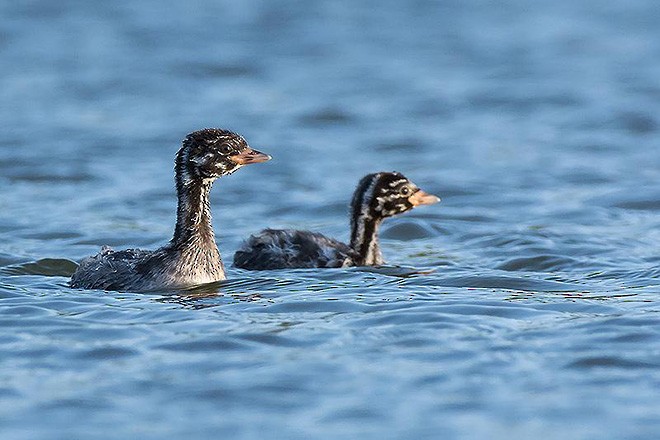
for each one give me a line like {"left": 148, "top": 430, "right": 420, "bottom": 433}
{"left": 233, "top": 172, "right": 439, "bottom": 269}
{"left": 70, "top": 128, "right": 271, "bottom": 291}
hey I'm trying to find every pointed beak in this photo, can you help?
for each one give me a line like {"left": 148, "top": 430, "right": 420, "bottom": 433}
{"left": 229, "top": 147, "right": 272, "bottom": 165}
{"left": 409, "top": 189, "right": 441, "bottom": 207}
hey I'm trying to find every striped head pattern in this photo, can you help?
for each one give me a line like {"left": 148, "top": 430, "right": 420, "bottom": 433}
{"left": 176, "top": 128, "right": 271, "bottom": 182}
{"left": 350, "top": 172, "right": 440, "bottom": 222}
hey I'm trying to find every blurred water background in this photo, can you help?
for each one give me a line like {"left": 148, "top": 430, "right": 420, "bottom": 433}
{"left": 1, "top": 0, "right": 659, "bottom": 439}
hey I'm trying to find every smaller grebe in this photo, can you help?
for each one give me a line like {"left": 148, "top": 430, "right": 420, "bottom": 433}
{"left": 70, "top": 128, "right": 271, "bottom": 292}
{"left": 233, "top": 172, "right": 439, "bottom": 269}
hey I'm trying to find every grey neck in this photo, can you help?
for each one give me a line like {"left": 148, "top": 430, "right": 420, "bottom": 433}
{"left": 172, "top": 176, "right": 216, "bottom": 248}
{"left": 169, "top": 168, "right": 223, "bottom": 281}
{"left": 152, "top": 147, "right": 225, "bottom": 286}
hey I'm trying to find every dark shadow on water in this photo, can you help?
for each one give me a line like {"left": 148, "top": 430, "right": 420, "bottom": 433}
{"left": 380, "top": 220, "right": 439, "bottom": 240}
{"left": 567, "top": 356, "right": 659, "bottom": 370}
{"left": 504, "top": 290, "right": 640, "bottom": 302}
{"left": 298, "top": 107, "right": 356, "bottom": 126}
{"left": 1, "top": 258, "right": 78, "bottom": 277}
{"left": 171, "top": 60, "right": 262, "bottom": 79}
{"left": 405, "top": 272, "right": 586, "bottom": 293}
{"left": 351, "top": 265, "right": 437, "bottom": 278}
{"left": 496, "top": 254, "right": 578, "bottom": 272}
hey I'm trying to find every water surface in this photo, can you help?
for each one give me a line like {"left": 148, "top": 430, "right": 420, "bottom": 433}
{"left": 1, "top": 1, "right": 659, "bottom": 439}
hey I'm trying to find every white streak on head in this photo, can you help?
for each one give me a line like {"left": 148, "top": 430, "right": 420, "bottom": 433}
{"left": 360, "top": 174, "right": 381, "bottom": 208}
{"left": 388, "top": 178, "right": 408, "bottom": 188}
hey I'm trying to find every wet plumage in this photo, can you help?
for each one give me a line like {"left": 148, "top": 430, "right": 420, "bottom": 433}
{"left": 234, "top": 172, "right": 440, "bottom": 270}
{"left": 70, "top": 128, "right": 271, "bottom": 292}
{"left": 235, "top": 229, "right": 356, "bottom": 269}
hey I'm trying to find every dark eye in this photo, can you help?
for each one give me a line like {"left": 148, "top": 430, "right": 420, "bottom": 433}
{"left": 218, "top": 144, "right": 232, "bottom": 154}
{"left": 400, "top": 187, "right": 410, "bottom": 196}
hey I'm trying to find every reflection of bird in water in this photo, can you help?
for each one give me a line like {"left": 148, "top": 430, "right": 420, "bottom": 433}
{"left": 70, "top": 128, "right": 270, "bottom": 292}
{"left": 158, "top": 290, "right": 265, "bottom": 310}
{"left": 234, "top": 172, "right": 440, "bottom": 270}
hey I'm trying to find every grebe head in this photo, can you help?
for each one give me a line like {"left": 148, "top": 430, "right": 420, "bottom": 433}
{"left": 351, "top": 172, "right": 440, "bottom": 221}
{"left": 178, "top": 128, "right": 271, "bottom": 181}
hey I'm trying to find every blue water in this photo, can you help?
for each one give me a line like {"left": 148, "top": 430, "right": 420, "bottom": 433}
{"left": 1, "top": 1, "right": 660, "bottom": 439}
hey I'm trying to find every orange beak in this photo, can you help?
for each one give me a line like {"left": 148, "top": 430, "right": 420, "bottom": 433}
{"left": 408, "top": 189, "right": 441, "bottom": 207}
{"left": 229, "top": 147, "right": 272, "bottom": 165}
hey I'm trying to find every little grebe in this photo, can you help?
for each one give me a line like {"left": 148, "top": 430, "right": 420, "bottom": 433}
{"left": 233, "top": 172, "right": 439, "bottom": 269}
{"left": 70, "top": 128, "right": 271, "bottom": 291}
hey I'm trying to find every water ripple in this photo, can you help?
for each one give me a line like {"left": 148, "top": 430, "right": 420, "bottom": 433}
{"left": 1, "top": 1, "right": 660, "bottom": 439}
{"left": 567, "top": 356, "right": 659, "bottom": 370}
{"left": 1, "top": 258, "right": 78, "bottom": 277}
{"left": 496, "top": 254, "right": 578, "bottom": 272}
